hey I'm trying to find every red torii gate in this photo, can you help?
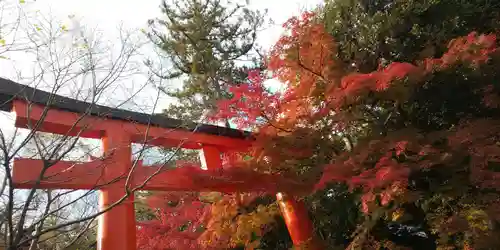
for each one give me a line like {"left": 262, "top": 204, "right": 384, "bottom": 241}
{"left": 0, "top": 78, "right": 319, "bottom": 250}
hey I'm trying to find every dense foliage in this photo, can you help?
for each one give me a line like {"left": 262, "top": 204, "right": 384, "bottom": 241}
{"left": 213, "top": 12, "right": 500, "bottom": 250}
{"left": 139, "top": 0, "right": 500, "bottom": 249}
{"left": 136, "top": 192, "right": 212, "bottom": 249}
{"left": 321, "top": 0, "right": 500, "bottom": 73}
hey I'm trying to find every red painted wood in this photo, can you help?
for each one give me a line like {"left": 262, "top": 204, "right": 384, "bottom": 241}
{"left": 98, "top": 129, "right": 136, "bottom": 250}
{"left": 12, "top": 100, "right": 251, "bottom": 149}
{"left": 201, "top": 146, "right": 222, "bottom": 170}
{"left": 276, "top": 193, "right": 321, "bottom": 249}
{"left": 12, "top": 158, "right": 107, "bottom": 189}
{"left": 12, "top": 158, "right": 310, "bottom": 193}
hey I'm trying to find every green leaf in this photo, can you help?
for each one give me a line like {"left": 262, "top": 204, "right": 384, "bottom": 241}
{"left": 19, "top": 0, "right": 25, "bottom": 3}
{"left": 250, "top": 231, "right": 260, "bottom": 242}
{"left": 0, "top": 39, "right": 5, "bottom": 46}
{"left": 178, "top": 224, "right": 188, "bottom": 232}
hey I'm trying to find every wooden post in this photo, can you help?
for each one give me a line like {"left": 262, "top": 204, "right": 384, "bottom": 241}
{"left": 276, "top": 193, "right": 321, "bottom": 250}
{"left": 201, "top": 146, "right": 222, "bottom": 170}
{"left": 98, "top": 129, "right": 136, "bottom": 250}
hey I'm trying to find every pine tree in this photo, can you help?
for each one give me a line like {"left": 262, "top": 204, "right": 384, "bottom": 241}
{"left": 147, "top": 0, "right": 266, "bottom": 125}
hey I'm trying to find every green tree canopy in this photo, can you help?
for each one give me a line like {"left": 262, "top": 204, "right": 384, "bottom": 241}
{"left": 147, "top": 0, "right": 266, "bottom": 123}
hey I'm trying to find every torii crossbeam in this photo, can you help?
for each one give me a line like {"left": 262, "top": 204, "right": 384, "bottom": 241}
{"left": 0, "top": 78, "right": 318, "bottom": 250}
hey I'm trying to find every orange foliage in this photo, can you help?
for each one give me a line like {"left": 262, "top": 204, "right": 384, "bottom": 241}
{"left": 143, "top": 9, "right": 500, "bottom": 249}
{"left": 212, "top": 10, "right": 500, "bottom": 248}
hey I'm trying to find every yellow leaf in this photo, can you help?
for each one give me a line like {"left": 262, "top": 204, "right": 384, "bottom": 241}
{"left": 199, "top": 192, "right": 223, "bottom": 202}
{"left": 0, "top": 39, "right": 5, "bottom": 46}
{"left": 19, "top": 0, "right": 25, "bottom": 3}
{"left": 391, "top": 209, "right": 404, "bottom": 221}
{"left": 61, "top": 25, "right": 68, "bottom": 32}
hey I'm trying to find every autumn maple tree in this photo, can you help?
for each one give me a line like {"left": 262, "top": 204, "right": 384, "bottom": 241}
{"left": 139, "top": 1, "right": 500, "bottom": 249}
{"left": 136, "top": 192, "right": 212, "bottom": 250}
{"left": 212, "top": 9, "right": 500, "bottom": 249}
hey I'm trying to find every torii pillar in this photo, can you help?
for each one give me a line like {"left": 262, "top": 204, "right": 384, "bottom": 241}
{"left": 98, "top": 129, "right": 135, "bottom": 250}
{"left": 277, "top": 193, "right": 322, "bottom": 249}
